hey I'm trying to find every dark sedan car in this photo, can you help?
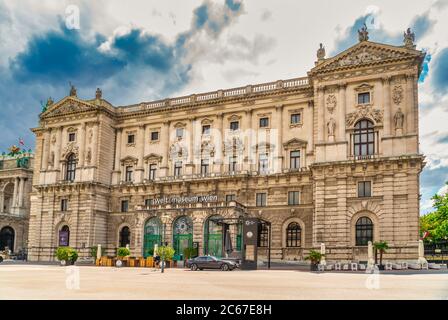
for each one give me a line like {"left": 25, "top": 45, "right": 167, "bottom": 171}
{"left": 186, "top": 256, "right": 237, "bottom": 271}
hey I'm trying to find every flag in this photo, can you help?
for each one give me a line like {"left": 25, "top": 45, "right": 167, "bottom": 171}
{"left": 19, "top": 138, "right": 24, "bottom": 146}
{"left": 422, "top": 231, "right": 429, "bottom": 239}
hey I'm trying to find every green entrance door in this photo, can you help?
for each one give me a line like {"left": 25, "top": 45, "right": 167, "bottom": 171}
{"left": 143, "top": 217, "right": 162, "bottom": 257}
{"left": 204, "top": 215, "right": 223, "bottom": 257}
{"left": 173, "top": 216, "right": 193, "bottom": 260}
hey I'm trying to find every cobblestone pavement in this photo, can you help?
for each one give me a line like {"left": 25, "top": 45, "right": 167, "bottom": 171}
{"left": 0, "top": 264, "right": 447, "bottom": 300}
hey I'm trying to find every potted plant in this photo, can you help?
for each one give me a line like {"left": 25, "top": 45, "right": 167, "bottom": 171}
{"left": 304, "top": 249, "right": 324, "bottom": 271}
{"left": 157, "top": 245, "right": 175, "bottom": 271}
{"left": 55, "top": 247, "right": 78, "bottom": 266}
{"left": 373, "top": 241, "right": 389, "bottom": 270}
{"left": 116, "top": 247, "right": 130, "bottom": 267}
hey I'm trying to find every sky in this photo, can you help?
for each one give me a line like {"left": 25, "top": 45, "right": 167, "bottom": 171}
{"left": 0, "top": 0, "right": 447, "bottom": 215}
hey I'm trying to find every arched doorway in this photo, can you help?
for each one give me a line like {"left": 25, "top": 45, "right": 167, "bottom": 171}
{"left": 3, "top": 183, "right": 14, "bottom": 213}
{"left": 58, "top": 225, "right": 70, "bottom": 246}
{"left": 173, "top": 216, "right": 193, "bottom": 260}
{"left": 204, "top": 215, "right": 223, "bottom": 257}
{"left": 119, "top": 226, "right": 131, "bottom": 248}
{"left": 0, "top": 226, "right": 15, "bottom": 252}
{"left": 143, "top": 217, "right": 162, "bottom": 257}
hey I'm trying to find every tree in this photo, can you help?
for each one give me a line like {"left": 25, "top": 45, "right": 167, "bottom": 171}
{"left": 373, "top": 241, "right": 389, "bottom": 267}
{"left": 420, "top": 183, "right": 448, "bottom": 242}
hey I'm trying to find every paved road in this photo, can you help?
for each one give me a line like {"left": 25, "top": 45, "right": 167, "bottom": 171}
{"left": 0, "top": 264, "right": 447, "bottom": 300}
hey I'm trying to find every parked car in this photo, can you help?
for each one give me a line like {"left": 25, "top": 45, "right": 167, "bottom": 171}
{"left": 186, "top": 255, "right": 237, "bottom": 271}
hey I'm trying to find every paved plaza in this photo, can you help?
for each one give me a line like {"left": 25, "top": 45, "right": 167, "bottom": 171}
{"left": 0, "top": 263, "right": 447, "bottom": 300}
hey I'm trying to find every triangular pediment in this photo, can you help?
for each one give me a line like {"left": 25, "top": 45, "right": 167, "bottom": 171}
{"left": 310, "top": 41, "right": 424, "bottom": 75}
{"left": 283, "top": 138, "right": 308, "bottom": 148}
{"left": 40, "top": 96, "right": 98, "bottom": 119}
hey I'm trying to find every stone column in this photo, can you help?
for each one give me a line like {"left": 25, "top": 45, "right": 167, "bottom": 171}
{"left": 275, "top": 104, "right": 284, "bottom": 173}
{"left": 18, "top": 177, "right": 25, "bottom": 207}
{"left": 0, "top": 191, "right": 4, "bottom": 213}
{"left": 382, "top": 77, "right": 391, "bottom": 136}
{"left": 41, "top": 130, "right": 50, "bottom": 170}
{"left": 112, "top": 128, "right": 122, "bottom": 184}
{"left": 91, "top": 123, "right": 99, "bottom": 167}
{"left": 136, "top": 124, "right": 146, "bottom": 182}
{"left": 214, "top": 113, "right": 224, "bottom": 174}
{"left": 186, "top": 118, "right": 195, "bottom": 175}
{"left": 338, "top": 83, "right": 347, "bottom": 140}
{"left": 406, "top": 74, "right": 416, "bottom": 134}
{"left": 160, "top": 121, "right": 170, "bottom": 178}
{"left": 78, "top": 122, "right": 86, "bottom": 167}
{"left": 317, "top": 86, "right": 325, "bottom": 142}
{"left": 244, "top": 109, "right": 253, "bottom": 172}
{"left": 54, "top": 127, "right": 63, "bottom": 171}
{"left": 12, "top": 177, "right": 18, "bottom": 208}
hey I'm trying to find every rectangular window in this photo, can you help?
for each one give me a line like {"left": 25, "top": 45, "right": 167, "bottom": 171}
{"left": 68, "top": 133, "right": 76, "bottom": 142}
{"left": 358, "top": 92, "right": 370, "bottom": 104}
{"left": 290, "top": 150, "right": 300, "bottom": 169}
{"left": 230, "top": 121, "right": 239, "bottom": 131}
{"left": 229, "top": 156, "right": 237, "bottom": 172}
{"left": 145, "top": 198, "right": 152, "bottom": 207}
{"left": 226, "top": 194, "right": 236, "bottom": 203}
{"left": 121, "top": 200, "right": 129, "bottom": 212}
{"left": 259, "top": 117, "right": 269, "bottom": 128}
{"left": 201, "top": 159, "right": 209, "bottom": 175}
{"left": 202, "top": 125, "right": 211, "bottom": 135}
{"left": 125, "top": 166, "right": 133, "bottom": 182}
{"left": 288, "top": 191, "right": 300, "bottom": 205}
{"left": 358, "top": 181, "right": 372, "bottom": 197}
{"left": 149, "top": 164, "right": 157, "bottom": 180}
{"left": 127, "top": 134, "right": 135, "bottom": 144}
{"left": 176, "top": 128, "right": 184, "bottom": 138}
{"left": 151, "top": 131, "right": 159, "bottom": 141}
{"left": 291, "top": 113, "right": 301, "bottom": 124}
{"left": 174, "top": 161, "right": 182, "bottom": 177}
{"left": 256, "top": 193, "right": 267, "bottom": 207}
{"left": 258, "top": 153, "right": 269, "bottom": 174}
{"left": 61, "top": 199, "right": 68, "bottom": 212}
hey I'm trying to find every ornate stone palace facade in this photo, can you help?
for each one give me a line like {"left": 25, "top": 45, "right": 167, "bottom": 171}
{"left": 0, "top": 154, "right": 33, "bottom": 254}
{"left": 28, "top": 29, "right": 425, "bottom": 262}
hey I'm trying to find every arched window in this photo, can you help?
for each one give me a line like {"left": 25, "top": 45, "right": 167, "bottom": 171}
{"left": 286, "top": 222, "right": 301, "bottom": 247}
{"left": 119, "top": 226, "right": 131, "bottom": 247}
{"left": 59, "top": 225, "right": 70, "bottom": 246}
{"left": 65, "top": 153, "right": 76, "bottom": 181}
{"left": 353, "top": 119, "right": 375, "bottom": 156}
{"left": 0, "top": 226, "right": 15, "bottom": 252}
{"left": 355, "top": 217, "right": 373, "bottom": 246}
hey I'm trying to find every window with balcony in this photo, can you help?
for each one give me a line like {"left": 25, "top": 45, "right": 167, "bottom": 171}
{"left": 65, "top": 153, "right": 76, "bottom": 182}
{"left": 229, "top": 155, "right": 237, "bottom": 172}
{"left": 258, "top": 153, "right": 269, "bottom": 174}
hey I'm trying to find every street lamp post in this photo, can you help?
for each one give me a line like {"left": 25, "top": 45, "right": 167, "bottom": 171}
{"left": 160, "top": 214, "right": 169, "bottom": 273}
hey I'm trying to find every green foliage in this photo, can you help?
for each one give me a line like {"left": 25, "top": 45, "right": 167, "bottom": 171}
{"left": 117, "top": 247, "right": 130, "bottom": 258}
{"left": 158, "top": 246, "right": 175, "bottom": 261}
{"left": 183, "top": 247, "right": 195, "bottom": 260}
{"left": 373, "top": 241, "right": 389, "bottom": 266}
{"left": 90, "top": 246, "right": 105, "bottom": 259}
{"left": 420, "top": 185, "right": 448, "bottom": 241}
{"left": 304, "top": 249, "right": 324, "bottom": 264}
{"left": 55, "top": 247, "right": 78, "bottom": 263}
{"left": 146, "top": 248, "right": 154, "bottom": 257}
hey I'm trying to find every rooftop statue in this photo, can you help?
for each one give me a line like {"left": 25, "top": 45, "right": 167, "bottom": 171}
{"left": 358, "top": 23, "right": 369, "bottom": 42}
{"left": 403, "top": 28, "right": 415, "bottom": 49}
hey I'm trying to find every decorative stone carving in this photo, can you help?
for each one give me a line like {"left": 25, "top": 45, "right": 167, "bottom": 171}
{"left": 69, "top": 84, "right": 77, "bottom": 97}
{"left": 346, "top": 106, "right": 383, "bottom": 127}
{"left": 392, "top": 85, "right": 403, "bottom": 105}
{"left": 358, "top": 23, "right": 369, "bottom": 42}
{"left": 224, "top": 137, "right": 244, "bottom": 154}
{"left": 317, "top": 43, "right": 326, "bottom": 60}
{"left": 326, "top": 94, "right": 337, "bottom": 114}
{"left": 51, "top": 134, "right": 56, "bottom": 145}
{"left": 88, "top": 128, "right": 93, "bottom": 144}
{"left": 327, "top": 118, "right": 336, "bottom": 137}
{"left": 169, "top": 141, "right": 188, "bottom": 160}
{"left": 200, "top": 140, "right": 215, "bottom": 157}
{"left": 48, "top": 151, "right": 55, "bottom": 167}
{"left": 394, "top": 108, "right": 404, "bottom": 129}
{"left": 85, "top": 148, "right": 92, "bottom": 165}
{"left": 403, "top": 28, "right": 415, "bottom": 49}
{"left": 62, "top": 142, "right": 79, "bottom": 159}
